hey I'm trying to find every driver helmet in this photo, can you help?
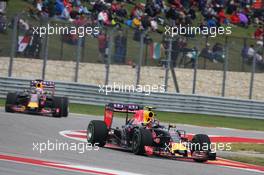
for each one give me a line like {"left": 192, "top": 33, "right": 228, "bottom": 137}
{"left": 35, "top": 83, "right": 43, "bottom": 94}
{"left": 143, "top": 110, "right": 154, "bottom": 125}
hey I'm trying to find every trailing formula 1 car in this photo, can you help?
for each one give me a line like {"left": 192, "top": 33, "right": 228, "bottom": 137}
{"left": 5, "top": 79, "right": 69, "bottom": 117}
{"left": 87, "top": 103, "right": 216, "bottom": 162}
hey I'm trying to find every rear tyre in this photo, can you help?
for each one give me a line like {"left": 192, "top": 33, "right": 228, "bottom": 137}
{"left": 191, "top": 134, "right": 211, "bottom": 162}
{"left": 87, "top": 120, "right": 108, "bottom": 147}
{"left": 52, "top": 97, "right": 63, "bottom": 117}
{"left": 5, "top": 92, "right": 18, "bottom": 112}
{"left": 61, "top": 97, "right": 69, "bottom": 117}
{"left": 132, "top": 128, "right": 153, "bottom": 155}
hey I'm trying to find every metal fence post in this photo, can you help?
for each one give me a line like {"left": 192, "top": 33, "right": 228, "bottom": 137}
{"left": 164, "top": 37, "right": 172, "bottom": 92}
{"left": 41, "top": 23, "right": 49, "bottom": 80}
{"left": 74, "top": 36, "right": 82, "bottom": 82}
{"left": 136, "top": 31, "right": 145, "bottom": 86}
{"left": 241, "top": 38, "right": 247, "bottom": 71}
{"left": 221, "top": 37, "right": 228, "bottom": 97}
{"left": 249, "top": 48, "right": 257, "bottom": 99}
{"left": 81, "top": 36, "right": 85, "bottom": 62}
{"left": 8, "top": 15, "right": 19, "bottom": 77}
{"left": 105, "top": 29, "right": 113, "bottom": 85}
{"left": 192, "top": 47, "right": 198, "bottom": 94}
{"left": 60, "top": 35, "right": 64, "bottom": 60}
{"left": 203, "top": 37, "right": 208, "bottom": 69}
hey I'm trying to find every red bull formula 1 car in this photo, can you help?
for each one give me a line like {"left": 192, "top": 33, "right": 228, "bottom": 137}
{"left": 87, "top": 103, "right": 216, "bottom": 162}
{"left": 5, "top": 79, "right": 68, "bottom": 117}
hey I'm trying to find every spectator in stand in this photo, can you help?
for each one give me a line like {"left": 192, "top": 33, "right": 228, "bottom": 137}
{"left": 168, "top": 0, "right": 182, "bottom": 9}
{"left": 130, "top": 3, "right": 144, "bottom": 19}
{"left": 61, "top": 4, "right": 71, "bottom": 19}
{"left": 36, "top": 0, "right": 43, "bottom": 12}
{"left": 207, "top": 16, "right": 217, "bottom": 28}
{"left": 111, "top": 1, "right": 121, "bottom": 13}
{"left": 145, "top": 0, "right": 158, "bottom": 17}
{"left": 112, "top": 1, "right": 127, "bottom": 19}
{"left": 141, "top": 15, "right": 151, "bottom": 30}
{"left": 212, "top": 42, "right": 224, "bottom": 62}
{"left": 238, "top": 11, "right": 249, "bottom": 27}
{"left": 202, "top": 3, "right": 217, "bottom": 19}
{"left": 213, "top": 0, "right": 225, "bottom": 12}
{"left": 255, "top": 53, "right": 263, "bottom": 65}
{"left": 230, "top": 11, "right": 240, "bottom": 24}
{"left": 150, "top": 17, "right": 158, "bottom": 31}
{"left": 188, "top": 6, "right": 196, "bottom": 21}
{"left": 154, "top": 0, "right": 164, "bottom": 13}
{"left": 200, "top": 43, "right": 212, "bottom": 60}
{"left": 254, "top": 26, "right": 264, "bottom": 40}
{"left": 0, "top": 0, "right": 7, "bottom": 14}
{"left": 98, "top": 30, "right": 108, "bottom": 63}
{"left": 0, "top": 8, "right": 7, "bottom": 33}
{"left": 92, "top": 0, "right": 106, "bottom": 14}
{"left": 181, "top": 0, "right": 192, "bottom": 9}
{"left": 55, "top": 0, "right": 65, "bottom": 17}
{"left": 166, "top": 5, "right": 179, "bottom": 24}
{"left": 226, "top": 0, "right": 238, "bottom": 15}
{"left": 198, "top": 0, "right": 207, "bottom": 11}
{"left": 218, "top": 8, "right": 227, "bottom": 24}
{"left": 116, "top": 3, "right": 127, "bottom": 18}
{"left": 98, "top": 8, "right": 111, "bottom": 26}
{"left": 114, "top": 30, "right": 127, "bottom": 63}
{"left": 247, "top": 44, "right": 255, "bottom": 59}
{"left": 45, "top": 0, "right": 56, "bottom": 17}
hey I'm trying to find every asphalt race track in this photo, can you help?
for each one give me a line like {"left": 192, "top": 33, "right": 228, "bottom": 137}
{"left": 0, "top": 109, "right": 264, "bottom": 175}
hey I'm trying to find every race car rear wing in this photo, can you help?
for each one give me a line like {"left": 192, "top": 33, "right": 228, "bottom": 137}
{"left": 105, "top": 103, "right": 143, "bottom": 113}
{"left": 30, "top": 80, "right": 55, "bottom": 95}
{"left": 30, "top": 80, "right": 55, "bottom": 89}
{"left": 104, "top": 103, "right": 143, "bottom": 129}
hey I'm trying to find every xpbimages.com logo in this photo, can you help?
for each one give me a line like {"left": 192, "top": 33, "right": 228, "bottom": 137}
{"left": 168, "top": 141, "right": 232, "bottom": 153}
{"left": 164, "top": 24, "right": 232, "bottom": 38}
{"left": 32, "top": 140, "right": 99, "bottom": 154}
{"left": 98, "top": 83, "right": 165, "bottom": 95}
{"left": 32, "top": 24, "right": 100, "bottom": 37}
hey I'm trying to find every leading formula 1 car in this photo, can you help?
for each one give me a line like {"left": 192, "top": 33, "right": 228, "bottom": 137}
{"left": 87, "top": 103, "right": 216, "bottom": 162}
{"left": 5, "top": 79, "right": 69, "bottom": 117}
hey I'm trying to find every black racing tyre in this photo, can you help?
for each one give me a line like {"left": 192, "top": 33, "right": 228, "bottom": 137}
{"left": 5, "top": 92, "right": 18, "bottom": 112}
{"left": 61, "top": 97, "right": 69, "bottom": 117}
{"left": 132, "top": 128, "right": 153, "bottom": 155}
{"left": 87, "top": 120, "right": 108, "bottom": 147}
{"left": 52, "top": 97, "right": 63, "bottom": 117}
{"left": 191, "top": 134, "right": 211, "bottom": 162}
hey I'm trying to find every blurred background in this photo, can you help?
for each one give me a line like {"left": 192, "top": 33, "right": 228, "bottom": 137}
{"left": 0, "top": 0, "right": 263, "bottom": 100}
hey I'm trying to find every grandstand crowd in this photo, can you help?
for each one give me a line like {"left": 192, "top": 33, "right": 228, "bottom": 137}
{"left": 26, "top": 1, "right": 263, "bottom": 36}
{"left": 0, "top": 0, "right": 263, "bottom": 68}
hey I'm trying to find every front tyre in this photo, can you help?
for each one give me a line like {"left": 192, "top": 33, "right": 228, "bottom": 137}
{"left": 5, "top": 92, "right": 18, "bottom": 112}
{"left": 132, "top": 128, "right": 153, "bottom": 155}
{"left": 191, "top": 134, "right": 211, "bottom": 163}
{"left": 52, "top": 97, "right": 63, "bottom": 117}
{"left": 87, "top": 120, "right": 108, "bottom": 147}
{"left": 61, "top": 97, "right": 69, "bottom": 117}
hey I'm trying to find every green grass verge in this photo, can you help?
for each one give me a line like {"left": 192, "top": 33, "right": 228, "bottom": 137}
{"left": 222, "top": 156, "right": 264, "bottom": 166}
{"left": 67, "top": 101, "right": 264, "bottom": 131}
{"left": 229, "top": 144, "right": 264, "bottom": 153}
{"left": 0, "top": 99, "right": 5, "bottom": 106}
{"left": 70, "top": 103, "right": 104, "bottom": 116}
{"left": 1, "top": 98, "right": 264, "bottom": 131}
